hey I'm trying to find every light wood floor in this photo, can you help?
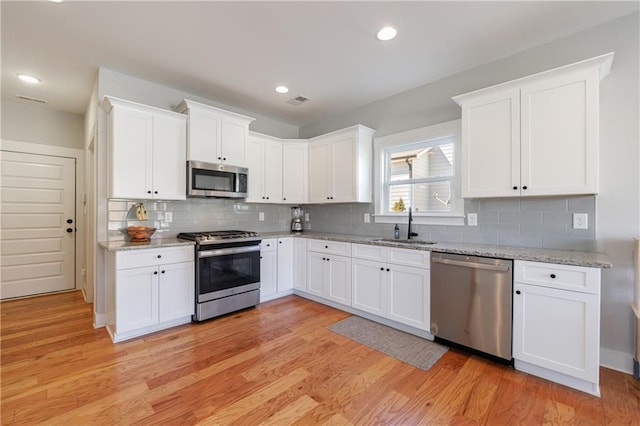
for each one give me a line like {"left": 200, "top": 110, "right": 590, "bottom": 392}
{"left": 1, "top": 291, "right": 639, "bottom": 425}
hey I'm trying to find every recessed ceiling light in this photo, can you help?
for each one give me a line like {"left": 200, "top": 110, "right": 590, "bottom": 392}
{"left": 275, "top": 85, "right": 289, "bottom": 94}
{"left": 376, "top": 26, "right": 397, "bottom": 41}
{"left": 17, "top": 73, "right": 41, "bottom": 84}
{"left": 48, "top": 0, "right": 64, "bottom": 3}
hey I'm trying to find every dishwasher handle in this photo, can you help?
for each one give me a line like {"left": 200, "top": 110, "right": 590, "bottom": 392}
{"left": 432, "top": 257, "right": 511, "bottom": 272}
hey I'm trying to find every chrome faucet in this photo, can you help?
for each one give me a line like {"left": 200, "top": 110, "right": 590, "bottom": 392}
{"left": 408, "top": 208, "right": 419, "bottom": 240}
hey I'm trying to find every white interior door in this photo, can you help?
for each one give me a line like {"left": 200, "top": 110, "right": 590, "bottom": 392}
{"left": 1, "top": 151, "right": 76, "bottom": 299}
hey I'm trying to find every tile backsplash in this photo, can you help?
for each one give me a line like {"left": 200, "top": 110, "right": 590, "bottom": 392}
{"left": 107, "top": 198, "right": 293, "bottom": 241}
{"left": 108, "top": 195, "right": 597, "bottom": 251}
{"left": 303, "top": 195, "right": 597, "bottom": 251}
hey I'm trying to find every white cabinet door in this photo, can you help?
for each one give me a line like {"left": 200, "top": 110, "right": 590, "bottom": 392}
{"left": 387, "top": 264, "right": 430, "bottom": 330}
{"left": 110, "top": 106, "right": 153, "bottom": 199}
{"left": 330, "top": 135, "right": 356, "bottom": 202}
{"left": 152, "top": 114, "right": 187, "bottom": 200}
{"left": 187, "top": 107, "right": 221, "bottom": 163}
{"left": 260, "top": 250, "right": 278, "bottom": 297}
{"left": 264, "top": 141, "right": 283, "bottom": 202}
{"left": 220, "top": 116, "right": 248, "bottom": 165}
{"left": 513, "top": 282, "right": 599, "bottom": 382}
{"left": 277, "top": 238, "right": 293, "bottom": 291}
{"left": 308, "top": 141, "right": 331, "bottom": 203}
{"left": 245, "top": 135, "right": 265, "bottom": 202}
{"left": 292, "top": 238, "right": 307, "bottom": 291}
{"left": 282, "top": 142, "right": 308, "bottom": 203}
{"left": 326, "top": 255, "right": 351, "bottom": 306}
{"left": 352, "top": 258, "right": 386, "bottom": 316}
{"left": 306, "top": 251, "right": 326, "bottom": 297}
{"left": 116, "top": 266, "right": 158, "bottom": 333}
{"left": 461, "top": 88, "right": 520, "bottom": 198}
{"left": 158, "top": 262, "right": 194, "bottom": 323}
{"left": 521, "top": 69, "right": 599, "bottom": 196}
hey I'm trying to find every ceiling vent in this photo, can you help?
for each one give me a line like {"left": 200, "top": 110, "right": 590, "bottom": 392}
{"left": 16, "top": 94, "right": 48, "bottom": 104}
{"left": 286, "top": 95, "right": 310, "bottom": 106}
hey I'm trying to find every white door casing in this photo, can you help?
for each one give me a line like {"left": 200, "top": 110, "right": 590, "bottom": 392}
{"left": 1, "top": 150, "right": 76, "bottom": 299}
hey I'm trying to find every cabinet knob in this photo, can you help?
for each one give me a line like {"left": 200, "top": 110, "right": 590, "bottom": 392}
{"left": 322, "top": 257, "right": 326, "bottom": 261}
{"left": 380, "top": 267, "right": 384, "bottom": 271}
{"left": 218, "top": 156, "right": 222, "bottom": 160}
{"left": 157, "top": 255, "right": 162, "bottom": 258}
{"left": 260, "top": 256, "right": 263, "bottom": 259}
{"left": 522, "top": 185, "right": 528, "bottom": 190}
{"left": 326, "top": 197, "right": 330, "bottom": 200}
{"left": 550, "top": 274, "right": 556, "bottom": 279}
{"left": 153, "top": 271, "right": 158, "bottom": 275}
{"left": 516, "top": 290, "right": 521, "bottom": 295}
{"left": 386, "top": 268, "right": 390, "bottom": 272}
{"left": 223, "top": 157, "right": 226, "bottom": 161}
{"left": 283, "top": 197, "right": 286, "bottom": 200}
{"left": 262, "top": 197, "right": 265, "bottom": 199}
{"left": 279, "top": 241, "right": 282, "bottom": 244}
{"left": 330, "top": 196, "right": 334, "bottom": 200}
{"left": 266, "top": 196, "right": 269, "bottom": 200}
{"left": 325, "top": 245, "right": 328, "bottom": 249}
{"left": 513, "top": 186, "right": 518, "bottom": 190}
{"left": 326, "top": 258, "right": 330, "bottom": 262}
{"left": 154, "top": 191, "right": 158, "bottom": 194}
{"left": 147, "top": 190, "right": 152, "bottom": 194}
{"left": 161, "top": 270, "right": 165, "bottom": 274}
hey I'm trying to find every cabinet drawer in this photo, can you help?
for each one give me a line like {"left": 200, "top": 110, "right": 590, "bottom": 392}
{"left": 514, "top": 261, "right": 600, "bottom": 294}
{"left": 387, "top": 248, "right": 430, "bottom": 269}
{"left": 116, "top": 246, "right": 194, "bottom": 270}
{"left": 352, "top": 244, "right": 386, "bottom": 261}
{"left": 307, "top": 239, "right": 352, "bottom": 256}
{"left": 260, "top": 238, "right": 278, "bottom": 252}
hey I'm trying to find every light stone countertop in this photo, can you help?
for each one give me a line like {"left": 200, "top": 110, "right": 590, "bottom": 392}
{"left": 258, "top": 231, "right": 613, "bottom": 268}
{"left": 98, "top": 238, "right": 195, "bottom": 252}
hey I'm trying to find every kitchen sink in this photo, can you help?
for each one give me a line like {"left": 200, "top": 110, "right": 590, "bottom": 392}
{"left": 371, "top": 238, "right": 437, "bottom": 245}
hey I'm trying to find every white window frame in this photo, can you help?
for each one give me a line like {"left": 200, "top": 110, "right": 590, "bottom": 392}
{"left": 373, "top": 119, "right": 464, "bottom": 226}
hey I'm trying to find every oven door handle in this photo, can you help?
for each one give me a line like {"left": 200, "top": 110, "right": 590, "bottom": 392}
{"left": 198, "top": 245, "right": 261, "bottom": 258}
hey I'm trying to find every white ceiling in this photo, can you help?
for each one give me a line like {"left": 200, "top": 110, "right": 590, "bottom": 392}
{"left": 2, "top": 1, "right": 638, "bottom": 126}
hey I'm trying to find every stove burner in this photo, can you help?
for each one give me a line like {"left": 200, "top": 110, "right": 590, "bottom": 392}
{"left": 177, "top": 230, "right": 260, "bottom": 245}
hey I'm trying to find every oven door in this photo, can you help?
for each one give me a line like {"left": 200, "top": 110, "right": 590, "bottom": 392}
{"left": 196, "top": 243, "right": 260, "bottom": 303}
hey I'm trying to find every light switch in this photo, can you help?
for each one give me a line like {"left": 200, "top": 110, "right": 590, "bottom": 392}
{"left": 164, "top": 212, "right": 173, "bottom": 223}
{"left": 364, "top": 213, "right": 370, "bottom": 223}
{"left": 259, "top": 212, "right": 265, "bottom": 221}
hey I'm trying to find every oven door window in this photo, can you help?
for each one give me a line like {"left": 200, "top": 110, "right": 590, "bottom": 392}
{"left": 193, "top": 169, "right": 235, "bottom": 192}
{"left": 198, "top": 250, "right": 260, "bottom": 295}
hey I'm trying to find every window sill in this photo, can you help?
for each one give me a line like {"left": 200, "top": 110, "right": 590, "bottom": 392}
{"left": 374, "top": 214, "right": 465, "bottom": 226}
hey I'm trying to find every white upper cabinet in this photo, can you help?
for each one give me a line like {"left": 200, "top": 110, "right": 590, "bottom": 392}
{"left": 282, "top": 141, "right": 308, "bottom": 204}
{"left": 102, "top": 96, "right": 187, "bottom": 201}
{"left": 246, "top": 133, "right": 283, "bottom": 203}
{"left": 174, "top": 99, "right": 254, "bottom": 166}
{"left": 308, "top": 125, "right": 375, "bottom": 203}
{"left": 453, "top": 52, "right": 613, "bottom": 198}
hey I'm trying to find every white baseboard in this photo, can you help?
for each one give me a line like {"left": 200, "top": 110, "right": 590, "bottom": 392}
{"left": 93, "top": 312, "right": 107, "bottom": 329}
{"left": 600, "top": 347, "right": 635, "bottom": 375}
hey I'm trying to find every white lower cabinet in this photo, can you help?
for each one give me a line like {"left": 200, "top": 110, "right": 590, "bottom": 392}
{"left": 259, "top": 239, "right": 278, "bottom": 299}
{"left": 306, "top": 242, "right": 352, "bottom": 307}
{"left": 106, "top": 246, "right": 194, "bottom": 342}
{"left": 260, "top": 237, "right": 296, "bottom": 302}
{"left": 512, "top": 260, "right": 601, "bottom": 396}
{"left": 351, "top": 244, "right": 430, "bottom": 331}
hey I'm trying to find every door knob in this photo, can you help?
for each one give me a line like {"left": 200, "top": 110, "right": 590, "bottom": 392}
{"left": 66, "top": 228, "right": 73, "bottom": 233}
{"left": 67, "top": 219, "right": 73, "bottom": 224}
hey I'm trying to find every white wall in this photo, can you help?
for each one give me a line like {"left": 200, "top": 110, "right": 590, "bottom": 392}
{"left": 1, "top": 99, "right": 84, "bottom": 149}
{"left": 301, "top": 13, "right": 640, "bottom": 369}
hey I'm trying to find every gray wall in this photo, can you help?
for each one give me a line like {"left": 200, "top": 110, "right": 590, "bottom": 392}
{"left": 98, "top": 69, "right": 299, "bottom": 139}
{"left": 1, "top": 99, "right": 84, "bottom": 149}
{"left": 302, "top": 12, "right": 640, "bottom": 365}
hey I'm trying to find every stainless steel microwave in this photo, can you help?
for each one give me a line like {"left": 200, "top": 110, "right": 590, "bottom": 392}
{"left": 187, "top": 161, "right": 248, "bottom": 198}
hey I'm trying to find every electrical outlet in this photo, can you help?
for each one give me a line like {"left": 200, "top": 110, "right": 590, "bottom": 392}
{"left": 573, "top": 213, "right": 588, "bottom": 229}
{"left": 164, "top": 212, "right": 173, "bottom": 223}
{"left": 467, "top": 213, "right": 478, "bottom": 227}
{"left": 364, "top": 213, "right": 370, "bottom": 223}
{"left": 304, "top": 213, "right": 309, "bottom": 221}
{"left": 259, "top": 212, "right": 265, "bottom": 221}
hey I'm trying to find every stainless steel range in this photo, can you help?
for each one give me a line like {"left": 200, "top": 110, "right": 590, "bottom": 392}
{"left": 178, "top": 230, "right": 261, "bottom": 322}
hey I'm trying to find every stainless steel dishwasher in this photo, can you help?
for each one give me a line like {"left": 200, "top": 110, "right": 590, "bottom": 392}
{"left": 430, "top": 252, "right": 513, "bottom": 362}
